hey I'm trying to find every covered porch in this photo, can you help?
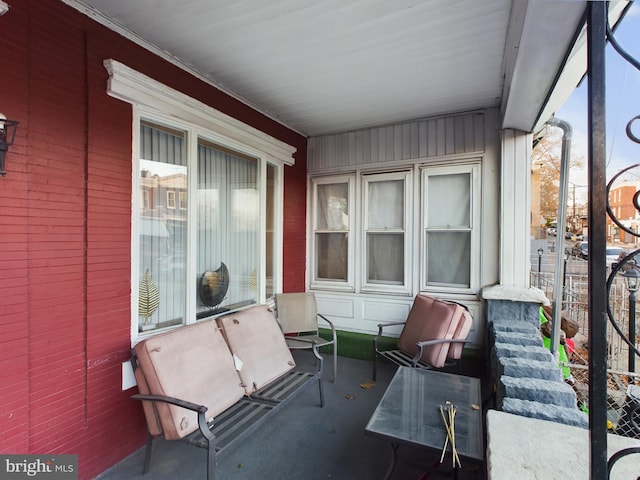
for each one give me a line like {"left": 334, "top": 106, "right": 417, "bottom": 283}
{"left": 2, "top": 1, "right": 639, "bottom": 478}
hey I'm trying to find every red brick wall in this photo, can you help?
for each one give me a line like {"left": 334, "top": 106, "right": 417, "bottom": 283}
{"left": 0, "top": 1, "right": 306, "bottom": 477}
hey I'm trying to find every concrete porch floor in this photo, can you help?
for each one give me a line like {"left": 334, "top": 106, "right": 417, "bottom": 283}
{"left": 97, "top": 352, "right": 487, "bottom": 480}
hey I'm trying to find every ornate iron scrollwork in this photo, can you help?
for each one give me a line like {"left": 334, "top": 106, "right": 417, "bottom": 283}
{"left": 604, "top": 4, "right": 640, "bottom": 474}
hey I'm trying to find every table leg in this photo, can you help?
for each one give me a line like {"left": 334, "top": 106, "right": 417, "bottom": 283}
{"left": 383, "top": 443, "right": 399, "bottom": 480}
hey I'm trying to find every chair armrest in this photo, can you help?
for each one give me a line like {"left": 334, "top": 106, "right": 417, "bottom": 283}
{"left": 410, "top": 338, "right": 470, "bottom": 367}
{"left": 317, "top": 313, "right": 335, "bottom": 331}
{"left": 310, "top": 341, "right": 323, "bottom": 372}
{"left": 318, "top": 313, "right": 337, "bottom": 344}
{"left": 288, "top": 336, "right": 317, "bottom": 345}
{"left": 131, "top": 393, "right": 214, "bottom": 441}
{"left": 376, "top": 321, "right": 406, "bottom": 338}
{"left": 376, "top": 321, "right": 407, "bottom": 329}
{"left": 374, "top": 321, "right": 407, "bottom": 353}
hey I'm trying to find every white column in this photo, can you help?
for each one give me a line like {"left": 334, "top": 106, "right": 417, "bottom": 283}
{"left": 500, "top": 128, "right": 532, "bottom": 287}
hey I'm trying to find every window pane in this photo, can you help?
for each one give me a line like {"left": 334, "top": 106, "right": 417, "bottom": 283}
{"left": 266, "top": 163, "right": 276, "bottom": 298}
{"left": 139, "top": 122, "right": 187, "bottom": 331}
{"left": 427, "top": 173, "right": 470, "bottom": 227}
{"left": 317, "top": 183, "right": 348, "bottom": 230}
{"left": 426, "top": 231, "right": 470, "bottom": 287}
{"left": 368, "top": 179, "right": 404, "bottom": 229}
{"left": 316, "top": 233, "right": 348, "bottom": 281}
{"left": 367, "top": 233, "right": 404, "bottom": 284}
{"left": 198, "top": 142, "right": 258, "bottom": 316}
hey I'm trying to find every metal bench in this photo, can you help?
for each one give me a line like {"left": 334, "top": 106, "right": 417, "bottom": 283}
{"left": 131, "top": 305, "right": 324, "bottom": 480}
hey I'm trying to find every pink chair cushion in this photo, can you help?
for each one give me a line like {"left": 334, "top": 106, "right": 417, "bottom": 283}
{"left": 396, "top": 295, "right": 465, "bottom": 368}
{"left": 134, "top": 319, "right": 246, "bottom": 440}
{"left": 217, "top": 305, "right": 296, "bottom": 395}
{"left": 448, "top": 309, "right": 472, "bottom": 360}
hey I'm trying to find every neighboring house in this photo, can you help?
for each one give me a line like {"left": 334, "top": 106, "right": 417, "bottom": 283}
{"left": 0, "top": 1, "right": 630, "bottom": 478}
{"left": 608, "top": 181, "right": 640, "bottom": 241}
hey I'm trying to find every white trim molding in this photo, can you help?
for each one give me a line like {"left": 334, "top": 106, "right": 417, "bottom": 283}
{"left": 500, "top": 128, "right": 532, "bottom": 287}
{"left": 103, "top": 59, "right": 297, "bottom": 166}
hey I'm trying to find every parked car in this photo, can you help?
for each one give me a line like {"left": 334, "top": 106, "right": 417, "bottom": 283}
{"left": 572, "top": 241, "right": 588, "bottom": 259}
{"left": 606, "top": 247, "right": 625, "bottom": 271}
{"left": 612, "top": 249, "right": 640, "bottom": 273}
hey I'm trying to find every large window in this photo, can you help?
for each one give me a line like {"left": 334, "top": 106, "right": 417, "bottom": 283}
{"left": 310, "top": 176, "right": 354, "bottom": 290}
{"left": 104, "top": 60, "right": 295, "bottom": 341}
{"left": 310, "top": 163, "right": 480, "bottom": 295}
{"left": 362, "top": 171, "right": 411, "bottom": 293}
{"left": 138, "top": 122, "right": 187, "bottom": 331}
{"left": 135, "top": 119, "right": 281, "bottom": 334}
{"left": 197, "top": 141, "right": 259, "bottom": 317}
{"left": 421, "top": 164, "right": 480, "bottom": 291}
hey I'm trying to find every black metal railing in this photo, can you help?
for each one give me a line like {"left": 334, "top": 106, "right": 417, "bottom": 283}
{"left": 589, "top": 2, "right": 640, "bottom": 476}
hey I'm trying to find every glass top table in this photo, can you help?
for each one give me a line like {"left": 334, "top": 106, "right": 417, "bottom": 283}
{"left": 365, "top": 367, "right": 483, "bottom": 478}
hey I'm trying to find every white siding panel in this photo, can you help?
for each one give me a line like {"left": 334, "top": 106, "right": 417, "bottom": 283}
{"left": 313, "top": 292, "right": 485, "bottom": 346}
{"left": 308, "top": 111, "right": 485, "bottom": 172}
{"left": 316, "top": 296, "right": 354, "bottom": 319}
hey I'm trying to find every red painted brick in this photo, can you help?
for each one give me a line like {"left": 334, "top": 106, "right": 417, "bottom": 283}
{"left": 1, "top": 1, "right": 307, "bottom": 478}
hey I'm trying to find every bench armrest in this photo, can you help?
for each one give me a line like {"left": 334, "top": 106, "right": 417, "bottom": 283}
{"left": 131, "top": 393, "right": 214, "bottom": 442}
{"left": 131, "top": 393, "right": 208, "bottom": 413}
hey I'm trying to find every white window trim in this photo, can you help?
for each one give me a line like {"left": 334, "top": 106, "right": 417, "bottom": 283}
{"left": 167, "top": 191, "right": 176, "bottom": 209}
{"left": 104, "top": 59, "right": 297, "bottom": 166}
{"left": 104, "top": 60, "right": 295, "bottom": 345}
{"left": 361, "top": 171, "right": 412, "bottom": 295}
{"left": 420, "top": 162, "right": 481, "bottom": 294}
{"left": 309, "top": 175, "right": 356, "bottom": 292}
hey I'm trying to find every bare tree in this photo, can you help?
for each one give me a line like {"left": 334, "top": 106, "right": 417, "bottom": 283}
{"left": 532, "top": 127, "right": 584, "bottom": 225}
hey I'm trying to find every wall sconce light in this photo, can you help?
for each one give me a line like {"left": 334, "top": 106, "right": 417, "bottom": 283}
{"left": 0, "top": 113, "right": 19, "bottom": 177}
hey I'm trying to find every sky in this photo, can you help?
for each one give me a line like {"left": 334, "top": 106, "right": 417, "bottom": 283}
{"left": 556, "top": 2, "right": 640, "bottom": 202}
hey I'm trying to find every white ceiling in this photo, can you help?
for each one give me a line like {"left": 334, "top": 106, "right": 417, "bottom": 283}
{"left": 66, "top": 0, "right": 625, "bottom": 137}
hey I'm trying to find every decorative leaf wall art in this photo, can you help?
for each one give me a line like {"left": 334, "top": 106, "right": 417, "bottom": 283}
{"left": 139, "top": 269, "right": 160, "bottom": 329}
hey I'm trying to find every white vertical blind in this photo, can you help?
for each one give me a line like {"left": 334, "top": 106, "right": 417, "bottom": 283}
{"left": 197, "top": 141, "right": 258, "bottom": 314}
{"left": 138, "top": 121, "right": 188, "bottom": 330}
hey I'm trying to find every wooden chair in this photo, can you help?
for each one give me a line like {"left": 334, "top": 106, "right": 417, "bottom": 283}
{"left": 275, "top": 292, "right": 338, "bottom": 383}
{"left": 372, "top": 294, "right": 472, "bottom": 381}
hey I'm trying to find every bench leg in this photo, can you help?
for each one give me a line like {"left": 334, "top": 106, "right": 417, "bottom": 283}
{"left": 206, "top": 444, "right": 215, "bottom": 480}
{"left": 142, "top": 432, "right": 153, "bottom": 475}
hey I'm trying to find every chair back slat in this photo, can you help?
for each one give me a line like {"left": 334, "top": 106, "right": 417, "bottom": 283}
{"left": 275, "top": 292, "right": 319, "bottom": 334}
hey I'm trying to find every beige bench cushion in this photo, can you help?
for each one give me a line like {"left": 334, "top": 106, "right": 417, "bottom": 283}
{"left": 134, "top": 319, "right": 245, "bottom": 440}
{"left": 396, "top": 295, "right": 464, "bottom": 368}
{"left": 217, "top": 305, "right": 295, "bottom": 396}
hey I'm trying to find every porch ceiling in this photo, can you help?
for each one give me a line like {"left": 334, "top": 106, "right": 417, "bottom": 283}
{"left": 68, "top": 0, "right": 628, "bottom": 137}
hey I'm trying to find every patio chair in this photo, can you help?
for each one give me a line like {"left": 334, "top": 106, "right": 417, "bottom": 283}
{"left": 275, "top": 292, "right": 338, "bottom": 383}
{"left": 372, "top": 294, "right": 472, "bottom": 381}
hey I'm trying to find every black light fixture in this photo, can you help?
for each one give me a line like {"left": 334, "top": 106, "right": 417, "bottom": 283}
{"left": 0, "top": 112, "right": 19, "bottom": 177}
{"left": 624, "top": 267, "right": 640, "bottom": 293}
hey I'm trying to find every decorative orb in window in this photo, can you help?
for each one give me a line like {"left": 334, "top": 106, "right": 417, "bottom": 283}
{"left": 199, "top": 263, "right": 230, "bottom": 308}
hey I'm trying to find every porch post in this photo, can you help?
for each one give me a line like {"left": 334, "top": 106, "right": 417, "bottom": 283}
{"left": 499, "top": 128, "right": 533, "bottom": 288}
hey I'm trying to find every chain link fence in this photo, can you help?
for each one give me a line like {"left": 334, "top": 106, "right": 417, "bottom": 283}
{"left": 531, "top": 265, "right": 639, "bottom": 439}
